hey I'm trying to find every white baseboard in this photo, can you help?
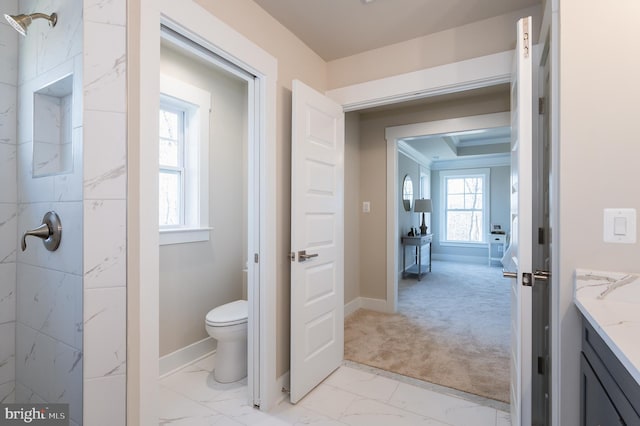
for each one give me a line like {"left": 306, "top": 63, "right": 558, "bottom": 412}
{"left": 432, "top": 253, "right": 485, "bottom": 264}
{"left": 344, "top": 296, "right": 388, "bottom": 317}
{"left": 344, "top": 297, "right": 361, "bottom": 317}
{"left": 360, "top": 297, "right": 388, "bottom": 312}
{"left": 159, "top": 337, "right": 216, "bottom": 377}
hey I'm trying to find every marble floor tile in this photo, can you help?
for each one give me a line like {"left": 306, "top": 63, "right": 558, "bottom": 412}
{"left": 389, "top": 382, "right": 497, "bottom": 426}
{"left": 298, "top": 383, "right": 362, "bottom": 420}
{"left": 338, "top": 398, "right": 449, "bottom": 426}
{"left": 158, "top": 386, "right": 242, "bottom": 426}
{"left": 496, "top": 410, "right": 511, "bottom": 426}
{"left": 161, "top": 362, "right": 508, "bottom": 426}
{"left": 322, "top": 366, "right": 399, "bottom": 401}
{"left": 160, "top": 362, "right": 248, "bottom": 406}
{"left": 269, "top": 402, "right": 347, "bottom": 425}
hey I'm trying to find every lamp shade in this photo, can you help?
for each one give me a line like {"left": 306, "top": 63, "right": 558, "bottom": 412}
{"left": 414, "top": 198, "right": 432, "bottom": 213}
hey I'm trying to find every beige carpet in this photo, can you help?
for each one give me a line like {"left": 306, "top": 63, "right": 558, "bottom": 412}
{"left": 345, "top": 260, "right": 511, "bottom": 403}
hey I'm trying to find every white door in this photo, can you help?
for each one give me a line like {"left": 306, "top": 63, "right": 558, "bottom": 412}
{"left": 290, "top": 80, "right": 345, "bottom": 404}
{"left": 504, "top": 16, "right": 534, "bottom": 426}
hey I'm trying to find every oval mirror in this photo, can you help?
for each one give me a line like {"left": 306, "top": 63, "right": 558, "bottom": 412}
{"left": 402, "top": 174, "right": 413, "bottom": 211}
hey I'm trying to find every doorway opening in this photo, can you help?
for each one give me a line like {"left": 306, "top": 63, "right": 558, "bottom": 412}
{"left": 156, "top": 24, "right": 261, "bottom": 410}
{"left": 342, "top": 86, "right": 514, "bottom": 406}
{"left": 129, "top": 2, "right": 279, "bottom": 421}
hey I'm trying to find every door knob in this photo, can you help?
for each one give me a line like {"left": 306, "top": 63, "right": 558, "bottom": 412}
{"left": 21, "top": 211, "right": 62, "bottom": 252}
{"left": 503, "top": 269, "right": 518, "bottom": 279}
{"left": 534, "top": 270, "right": 551, "bottom": 281}
{"left": 298, "top": 250, "right": 318, "bottom": 262}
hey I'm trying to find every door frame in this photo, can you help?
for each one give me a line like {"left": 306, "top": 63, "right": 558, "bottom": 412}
{"left": 328, "top": 51, "right": 513, "bottom": 315}
{"left": 328, "top": 35, "right": 559, "bottom": 423}
{"left": 128, "top": 0, "right": 278, "bottom": 423}
{"left": 384, "top": 113, "right": 511, "bottom": 313}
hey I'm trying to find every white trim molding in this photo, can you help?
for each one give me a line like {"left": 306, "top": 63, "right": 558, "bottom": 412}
{"left": 159, "top": 337, "right": 216, "bottom": 377}
{"left": 344, "top": 297, "right": 389, "bottom": 318}
{"left": 130, "top": 0, "right": 278, "bottom": 423}
{"left": 376, "top": 58, "right": 511, "bottom": 314}
{"left": 327, "top": 50, "right": 513, "bottom": 111}
{"left": 397, "top": 140, "right": 432, "bottom": 168}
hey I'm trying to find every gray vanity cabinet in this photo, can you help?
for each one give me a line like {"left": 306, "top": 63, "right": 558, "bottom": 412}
{"left": 580, "top": 319, "right": 640, "bottom": 426}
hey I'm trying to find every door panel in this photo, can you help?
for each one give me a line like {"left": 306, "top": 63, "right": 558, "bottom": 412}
{"left": 290, "top": 80, "right": 344, "bottom": 404}
{"left": 506, "top": 16, "right": 534, "bottom": 426}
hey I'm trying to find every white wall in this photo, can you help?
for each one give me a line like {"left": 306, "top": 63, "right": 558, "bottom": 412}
{"left": 558, "top": 1, "right": 640, "bottom": 424}
{"left": 158, "top": 42, "right": 248, "bottom": 357}
{"left": 0, "top": 0, "right": 18, "bottom": 405}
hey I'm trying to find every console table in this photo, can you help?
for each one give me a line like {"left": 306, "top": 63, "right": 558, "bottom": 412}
{"left": 401, "top": 234, "right": 432, "bottom": 280}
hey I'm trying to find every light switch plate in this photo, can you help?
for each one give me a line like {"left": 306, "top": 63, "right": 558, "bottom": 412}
{"left": 604, "top": 208, "right": 636, "bottom": 243}
{"left": 362, "top": 201, "right": 370, "bottom": 213}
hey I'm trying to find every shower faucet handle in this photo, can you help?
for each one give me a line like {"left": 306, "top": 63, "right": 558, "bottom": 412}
{"left": 21, "top": 211, "right": 62, "bottom": 252}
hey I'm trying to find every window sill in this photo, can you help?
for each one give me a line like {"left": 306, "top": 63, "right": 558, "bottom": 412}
{"left": 439, "top": 241, "right": 488, "bottom": 248}
{"left": 159, "top": 227, "right": 212, "bottom": 246}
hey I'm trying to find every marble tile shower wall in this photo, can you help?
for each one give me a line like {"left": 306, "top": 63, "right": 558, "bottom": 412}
{"left": 82, "top": 0, "right": 127, "bottom": 425}
{"left": 0, "top": 0, "right": 18, "bottom": 406}
{"left": 15, "top": 0, "right": 84, "bottom": 424}
{"left": 0, "top": 0, "right": 127, "bottom": 423}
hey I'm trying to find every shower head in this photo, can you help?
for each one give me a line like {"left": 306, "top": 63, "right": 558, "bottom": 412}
{"left": 4, "top": 12, "right": 57, "bottom": 37}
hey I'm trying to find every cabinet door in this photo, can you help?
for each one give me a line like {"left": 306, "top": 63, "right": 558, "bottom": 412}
{"left": 581, "top": 354, "right": 625, "bottom": 426}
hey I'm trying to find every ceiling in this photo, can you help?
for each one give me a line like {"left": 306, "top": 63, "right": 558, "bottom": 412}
{"left": 404, "top": 126, "right": 511, "bottom": 165}
{"left": 252, "top": 0, "right": 522, "bottom": 162}
{"left": 253, "top": 0, "right": 541, "bottom": 61}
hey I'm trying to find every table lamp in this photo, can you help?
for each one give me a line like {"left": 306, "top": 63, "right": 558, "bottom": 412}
{"left": 414, "top": 199, "right": 432, "bottom": 235}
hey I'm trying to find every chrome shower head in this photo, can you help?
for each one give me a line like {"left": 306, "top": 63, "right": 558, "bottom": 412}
{"left": 4, "top": 12, "right": 57, "bottom": 37}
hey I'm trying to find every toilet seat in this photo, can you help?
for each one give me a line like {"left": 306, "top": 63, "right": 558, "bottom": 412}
{"left": 206, "top": 300, "right": 247, "bottom": 327}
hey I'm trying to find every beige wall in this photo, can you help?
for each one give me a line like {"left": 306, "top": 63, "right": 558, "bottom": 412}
{"left": 195, "top": 0, "right": 328, "bottom": 377}
{"left": 327, "top": 5, "right": 542, "bottom": 89}
{"left": 358, "top": 91, "right": 510, "bottom": 300}
{"left": 192, "top": 0, "right": 541, "bottom": 379}
{"left": 159, "top": 43, "right": 248, "bottom": 356}
{"left": 558, "top": 1, "right": 640, "bottom": 424}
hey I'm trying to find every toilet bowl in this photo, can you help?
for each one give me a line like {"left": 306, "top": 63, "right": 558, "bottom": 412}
{"left": 205, "top": 300, "right": 248, "bottom": 383}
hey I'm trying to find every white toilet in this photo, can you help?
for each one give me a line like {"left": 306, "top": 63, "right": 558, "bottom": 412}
{"left": 205, "top": 300, "right": 248, "bottom": 383}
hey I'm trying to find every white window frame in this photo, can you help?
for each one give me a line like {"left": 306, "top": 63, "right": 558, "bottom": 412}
{"left": 419, "top": 167, "right": 430, "bottom": 199}
{"left": 439, "top": 168, "right": 490, "bottom": 246}
{"left": 159, "top": 74, "right": 212, "bottom": 245}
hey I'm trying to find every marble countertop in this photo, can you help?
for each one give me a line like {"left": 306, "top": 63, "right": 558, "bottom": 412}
{"left": 574, "top": 269, "right": 640, "bottom": 385}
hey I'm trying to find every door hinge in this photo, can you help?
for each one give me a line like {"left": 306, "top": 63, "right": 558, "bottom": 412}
{"left": 538, "top": 97, "right": 545, "bottom": 115}
{"left": 523, "top": 19, "right": 530, "bottom": 59}
{"left": 254, "top": 253, "right": 259, "bottom": 263}
{"left": 522, "top": 272, "right": 533, "bottom": 287}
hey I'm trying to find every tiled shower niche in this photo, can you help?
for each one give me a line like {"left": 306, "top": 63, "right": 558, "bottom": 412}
{"left": 32, "top": 74, "right": 73, "bottom": 177}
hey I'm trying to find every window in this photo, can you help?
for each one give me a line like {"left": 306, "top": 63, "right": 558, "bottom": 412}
{"left": 159, "top": 106, "right": 185, "bottom": 227}
{"left": 159, "top": 74, "right": 211, "bottom": 245}
{"left": 440, "top": 169, "right": 490, "bottom": 244}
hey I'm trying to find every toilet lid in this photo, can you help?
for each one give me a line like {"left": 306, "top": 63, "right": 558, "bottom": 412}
{"left": 206, "top": 300, "right": 248, "bottom": 326}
